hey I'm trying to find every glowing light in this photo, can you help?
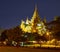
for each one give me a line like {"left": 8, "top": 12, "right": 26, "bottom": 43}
{"left": 46, "top": 32, "right": 50, "bottom": 36}
{"left": 37, "top": 24, "right": 41, "bottom": 26}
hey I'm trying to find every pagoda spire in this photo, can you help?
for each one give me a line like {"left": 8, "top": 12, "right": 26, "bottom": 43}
{"left": 35, "top": 4, "right": 37, "bottom": 12}
{"left": 26, "top": 16, "right": 29, "bottom": 24}
{"left": 31, "top": 4, "right": 40, "bottom": 23}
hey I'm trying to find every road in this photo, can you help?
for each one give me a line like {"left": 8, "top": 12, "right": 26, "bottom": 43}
{"left": 0, "top": 46, "right": 60, "bottom": 52}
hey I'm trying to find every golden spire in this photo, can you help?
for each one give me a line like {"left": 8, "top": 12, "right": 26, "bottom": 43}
{"left": 26, "top": 16, "right": 29, "bottom": 24}
{"left": 32, "top": 5, "right": 38, "bottom": 18}
{"left": 31, "top": 4, "right": 40, "bottom": 23}
{"left": 35, "top": 4, "right": 37, "bottom": 12}
{"left": 20, "top": 20, "right": 25, "bottom": 30}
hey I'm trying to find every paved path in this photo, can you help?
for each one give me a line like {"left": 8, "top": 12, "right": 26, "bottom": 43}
{"left": 0, "top": 47, "right": 60, "bottom": 52}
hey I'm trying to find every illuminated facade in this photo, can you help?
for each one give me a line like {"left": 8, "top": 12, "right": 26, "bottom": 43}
{"left": 20, "top": 6, "right": 47, "bottom": 36}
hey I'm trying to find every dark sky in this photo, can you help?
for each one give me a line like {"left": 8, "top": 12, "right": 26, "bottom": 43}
{"left": 0, "top": 0, "right": 60, "bottom": 29}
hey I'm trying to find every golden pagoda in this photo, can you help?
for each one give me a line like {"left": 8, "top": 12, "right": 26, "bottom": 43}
{"left": 20, "top": 5, "right": 47, "bottom": 36}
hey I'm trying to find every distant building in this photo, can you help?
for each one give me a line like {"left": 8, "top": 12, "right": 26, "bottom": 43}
{"left": 20, "top": 5, "right": 47, "bottom": 36}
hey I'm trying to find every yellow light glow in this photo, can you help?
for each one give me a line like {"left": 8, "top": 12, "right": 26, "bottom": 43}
{"left": 46, "top": 32, "right": 50, "bottom": 36}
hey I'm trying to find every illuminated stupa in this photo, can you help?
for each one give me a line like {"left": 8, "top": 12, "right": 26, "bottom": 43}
{"left": 20, "top": 5, "right": 47, "bottom": 36}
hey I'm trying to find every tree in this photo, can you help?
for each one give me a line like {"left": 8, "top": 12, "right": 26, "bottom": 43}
{"left": 47, "top": 16, "right": 60, "bottom": 40}
{"left": 0, "top": 30, "right": 8, "bottom": 41}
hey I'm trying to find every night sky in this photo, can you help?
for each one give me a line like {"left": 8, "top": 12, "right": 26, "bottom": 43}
{"left": 0, "top": 0, "right": 60, "bottom": 29}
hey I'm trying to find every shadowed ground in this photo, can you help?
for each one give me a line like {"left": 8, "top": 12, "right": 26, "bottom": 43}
{"left": 0, "top": 46, "right": 60, "bottom": 52}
